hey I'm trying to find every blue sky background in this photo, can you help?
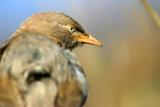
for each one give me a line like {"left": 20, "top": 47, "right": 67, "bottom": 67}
{"left": 0, "top": 0, "right": 159, "bottom": 43}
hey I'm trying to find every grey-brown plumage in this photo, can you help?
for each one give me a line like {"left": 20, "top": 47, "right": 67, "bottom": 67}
{"left": 0, "top": 76, "right": 24, "bottom": 107}
{"left": 1, "top": 12, "right": 102, "bottom": 53}
{"left": 0, "top": 33, "right": 88, "bottom": 107}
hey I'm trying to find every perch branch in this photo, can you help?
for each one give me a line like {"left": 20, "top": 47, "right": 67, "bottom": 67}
{"left": 141, "top": 0, "right": 160, "bottom": 28}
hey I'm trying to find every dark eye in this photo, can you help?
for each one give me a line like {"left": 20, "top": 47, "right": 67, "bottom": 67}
{"left": 70, "top": 27, "right": 76, "bottom": 33}
{"left": 26, "top": 70, "right": 50, "bottom": 84}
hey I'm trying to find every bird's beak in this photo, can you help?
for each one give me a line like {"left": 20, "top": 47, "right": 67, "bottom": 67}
{"left": 74, "top": 34, "right": 103, "bottom": 47}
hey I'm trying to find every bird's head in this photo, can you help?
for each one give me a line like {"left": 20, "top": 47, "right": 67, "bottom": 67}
{"left": 17, "top": 12, "right": 102, "bottom": 50}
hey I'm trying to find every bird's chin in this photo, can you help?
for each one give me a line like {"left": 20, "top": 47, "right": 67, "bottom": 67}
{"left": 64, "top": 41, "right": 81, "bottom": 50}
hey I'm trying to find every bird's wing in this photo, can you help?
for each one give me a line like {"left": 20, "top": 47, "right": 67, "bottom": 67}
{"left": 0, "top": 34, "right": 19, "bottom": 61}
{"left": 0, "top": 77, "right": 24, "bottom": 107}
{"left": 0, "top": 40, "right": 10, "bottom": 61}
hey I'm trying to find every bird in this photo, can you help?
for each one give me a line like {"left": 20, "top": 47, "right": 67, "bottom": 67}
{"left": 0, "top": 32, "right": 88, "bottom": 107}
{"left": 0, "top": 12, "right": 102, "bottom": 55}
{"left": 0, "top": 75, "right": 24, "bottom": 107}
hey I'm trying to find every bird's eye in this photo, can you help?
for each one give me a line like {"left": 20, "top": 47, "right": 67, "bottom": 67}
{"left": 70, "top": 27, "right": 76, "bottom": 33}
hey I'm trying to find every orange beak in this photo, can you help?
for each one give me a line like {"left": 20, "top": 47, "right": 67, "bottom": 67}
{"left": 74, "top": 34, "right": 103, "bottom": 47}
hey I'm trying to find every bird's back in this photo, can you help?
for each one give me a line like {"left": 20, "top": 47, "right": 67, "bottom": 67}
{"left": 0, "top": 32, "right": 88, "bottom": 107}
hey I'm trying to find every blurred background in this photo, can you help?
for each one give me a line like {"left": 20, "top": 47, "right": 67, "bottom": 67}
{"left": 0, "top": 0, "right": 160, "bottom": 107}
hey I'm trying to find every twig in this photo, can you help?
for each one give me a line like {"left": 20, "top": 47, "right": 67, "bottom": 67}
{"left": 141, "top": 0, "right": 160, "bottom": 28}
